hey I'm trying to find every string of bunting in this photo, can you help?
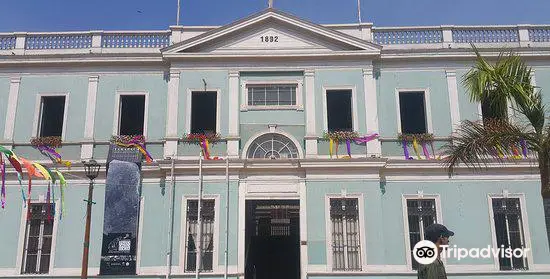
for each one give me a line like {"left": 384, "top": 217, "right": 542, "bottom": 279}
{"left": 0, "top": 145, "right": 68, "bottom": 221}
{"left": 324, "top": 131, "right": 379, "bottom": 159}
{"left": 110, "top": 135, "right": 154, "bottom": 163}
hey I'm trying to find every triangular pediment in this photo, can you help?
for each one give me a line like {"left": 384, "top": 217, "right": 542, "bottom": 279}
{"left": 163, "top": 9, "right": 381, "bottom": 57}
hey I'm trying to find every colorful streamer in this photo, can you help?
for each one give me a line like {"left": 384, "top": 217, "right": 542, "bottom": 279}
{"left": 114, "top": 140, "right": 153, "bottom": 163}
{"left": 53, "top": 170, "right": 67, "bottom": 218}
{"left": 402, "top": 140, "right": 411, "bottom": 160}
{"left": 421, "top": 142, "right": 431, "bottom": 159}
{"left": 511, "top": 145, "right": 522, "bottom": 159}
{"left": 346, "top": 140, "right": 351, "bottom": 158}
{"left": 334, "top": 140, "right": 339, "bottom": 159}
{"left": 353, "top": 133, "right": 379, "bottom": 144}
{"left": 1, "top": 157, "right": 5, "bottom": 209}
{"left": 0, "top": 146, "right": 68, "bottom": 221}
{"left": 520, "top": 139, "right": 528, "bottom": 158}
{"left": 36, "top": 145, "right": 72, "bottom": 167}
{"left": 329, "top": 139, "right": 334, "bottom": 158}
{"left": 412, "top": 138, "right": 422, "bottom": 159}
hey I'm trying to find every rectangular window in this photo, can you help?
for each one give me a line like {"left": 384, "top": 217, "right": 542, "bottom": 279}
{"left": 38, "top": 96, "right": 65, "bottom": 137}
{"left": 247, "top": 84, "right": 296, "bottom": 106}
{"left": 330, "top": 198, "right": 361, "bottom": 271}
{"left": 399, "top": 91, "right": 427, "bottom": 134}
{"left": 406, "top": 199, "right": 437, "bottom": 270}
{"left": 119, "top": 95, "right": 145, "bottom": 135}
{"left": 492, "top": 198, "right": 528, "bottom": 270}
{"left": 191, "top": 91, "right": 217, "bottom": 134}
{"left": 185, "top": 199, "right": 215, "bottom": 272}
{"left": 327, "top": 90, "right": 352, "bottom": 132}
{"left": 21, "top": 203, "right": 55, "bottom": 274}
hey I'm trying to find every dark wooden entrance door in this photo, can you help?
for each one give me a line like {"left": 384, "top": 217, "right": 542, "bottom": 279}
{"left": 245, "top": 200, "right": 300, "bottom": 279}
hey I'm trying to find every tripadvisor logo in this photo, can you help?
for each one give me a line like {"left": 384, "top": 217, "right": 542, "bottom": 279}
{"left": 413, "top": 240, "right": 530, "bottom": 264}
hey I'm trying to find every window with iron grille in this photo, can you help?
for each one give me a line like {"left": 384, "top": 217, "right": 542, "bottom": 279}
{"left": 185, "top": 199, "right": 215, "bottom": 272}
{"left": 330, "top": 198, "right": 361, "bottom": 271}
{"left": 21, "top": 203, "right": 55, "bottom": 274}
{"left": 492, "top": 198, "right": 529, "bottom": 270}
{"left": 247, "top": 84, "right": 296, "bottom": 107}
{"left": 406, "top": 199, "right": 437, "bottom": 270}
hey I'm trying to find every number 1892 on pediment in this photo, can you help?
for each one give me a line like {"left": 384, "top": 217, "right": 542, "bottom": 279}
{"left": 260, "top": 35, "right": 279, "bottom": 43}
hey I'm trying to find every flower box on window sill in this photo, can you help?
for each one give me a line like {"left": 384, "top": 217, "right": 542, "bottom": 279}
{"left": 397, "top": 133, "right": 434, "bottom": 143}
{"left": 322, "top": 131, "right": 360, "bottom": 141}
{"left": 30, "top": 136, "right": 62, "bottom": 148}
{"left": 181, "top": 133, "right": 222, "bottom": 144}
{"left": 110, "top": 135, "right": 146, "bottom": 146}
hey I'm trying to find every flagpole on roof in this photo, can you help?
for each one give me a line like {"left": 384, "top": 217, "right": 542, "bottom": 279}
{"left": 357, "top": 0, "right": 362, "bottom": 24}
{"left": 176, "top": 0, "right": 181, "bottom": 25}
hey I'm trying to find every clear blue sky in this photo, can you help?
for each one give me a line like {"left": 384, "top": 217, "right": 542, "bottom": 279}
{"left": 1, "top": 0, "right": 548, "bottom": 32}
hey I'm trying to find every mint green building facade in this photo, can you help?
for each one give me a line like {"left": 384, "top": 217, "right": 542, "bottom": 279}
{"left": 1, "top": 8, "right": 550, "bottom": 279}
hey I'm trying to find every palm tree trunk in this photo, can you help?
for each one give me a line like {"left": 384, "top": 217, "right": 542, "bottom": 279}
{"left": 538, "top": 154, "right": 550, "bottom": 251}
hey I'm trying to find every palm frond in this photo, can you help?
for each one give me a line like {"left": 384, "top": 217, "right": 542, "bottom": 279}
{"left": 442, "top": 119, "right": 536, "bottom": 174}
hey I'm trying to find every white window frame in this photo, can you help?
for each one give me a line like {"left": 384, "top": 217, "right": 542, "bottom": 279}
{"left": 32, "top": 93, "right": 69, "bottom": 141}
{"left": 16, "top": 199, "right": 60, "bottom": 275}
{"left": 487, "top": 193, "right": 533, "bottom": 271}
{"left": 402, "top": 194, "right": 443, "bottom": 270}
{"left": 325, "top": 193, "right": 367, "bottom": 272}
{"left": 323, "top": 86, "right": 358, "bottom": 132}
{"left": 240, "top": 80, "right": 303, "bottom": 111}
{"left": 395, "top": 88, "right": 433, "bottom": 134}
{"left": 112, "top": 91, "right": 149, "bottom": 136}
{"left": 184, "top": 88, "right": 222, "bottom": 135}
{"left": 180, "top": 195, "right": 221, "bottom": 274}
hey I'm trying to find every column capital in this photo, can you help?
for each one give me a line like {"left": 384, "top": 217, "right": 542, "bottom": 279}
{"left": 304, "top": 69, "right": 315, "bottom": 76}
{"left": 10, "top": 77, "right": 21, "bottom": 84}
{"left": 229, "top": 70, "right": 240, "bottom": 77}
{"left": 362, "top": 67, "right": 374, "bottom": 76}
{"left": 169, "top": 70, "right": 180, "bottom": 79}
{"left": 88, "top": 75, "right": 99, "bottom": 82}
{"left": 445, "top": 70, "right": 456, "bottom": 77}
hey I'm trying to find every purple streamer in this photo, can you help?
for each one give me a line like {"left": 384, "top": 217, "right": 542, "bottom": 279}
{"left": 346, "top": 140, "right": 351, "bottom": 157}
{"left": 1, "top": 160, "right": 5, "bottom": 209}
{"left": 520, "top": 139, "right": 528, "bottom": 158}
{"left": 402, "top": 140, "right": 411, "bottom": 160}
{"left": 422, "top": 143, "right": 430, "bottom": 159}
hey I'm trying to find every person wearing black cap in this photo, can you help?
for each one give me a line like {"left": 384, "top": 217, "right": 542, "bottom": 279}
{"left": 417, "top": 223, "right": 454, "bottom": 279}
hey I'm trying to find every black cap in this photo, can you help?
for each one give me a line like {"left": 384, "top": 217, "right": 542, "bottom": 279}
{"left": 424, "top": 223, "right": 454, "bottom": 242}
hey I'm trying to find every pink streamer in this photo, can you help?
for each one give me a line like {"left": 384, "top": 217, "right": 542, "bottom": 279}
{"left": 354, "top": 133, "right": 379, "bottom": 144}
{"left": 421, "top": 143, "right": 430, "bottom": 159}
{"left": 1, "top": 158, "right": 5, "bottom": 209}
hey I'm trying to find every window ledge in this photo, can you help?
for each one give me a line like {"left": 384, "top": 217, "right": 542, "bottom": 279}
{"left": 241, "top": 105, "right": 303, "bottom": 111}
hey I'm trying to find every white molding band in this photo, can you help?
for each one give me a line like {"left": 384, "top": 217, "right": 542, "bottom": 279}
{"left": 363, "top": 67, "right": 381, "bottom": 156}
{"left": 445, "top": 70, "right": 461, "bottom": 133}
{"left": 3, "top": 77, "right": 21, "bottom": 143}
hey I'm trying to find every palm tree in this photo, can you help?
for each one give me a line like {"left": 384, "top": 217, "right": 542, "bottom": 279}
{"left": 442, "top": 45, "right": 550, "bottom": 249}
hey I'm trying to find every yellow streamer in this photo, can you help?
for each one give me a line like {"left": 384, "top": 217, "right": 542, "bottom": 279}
{"left": 412, "top": 139, "right": 422, "bottom": 159}
{"left": 496, "top": 145, "right": 504, "bottom": 158}
{"left": 32, "top": 163, "right": 52, "bottom": 181}
{"left": 329, "top": 139, "right": 333, "bottom": 158}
